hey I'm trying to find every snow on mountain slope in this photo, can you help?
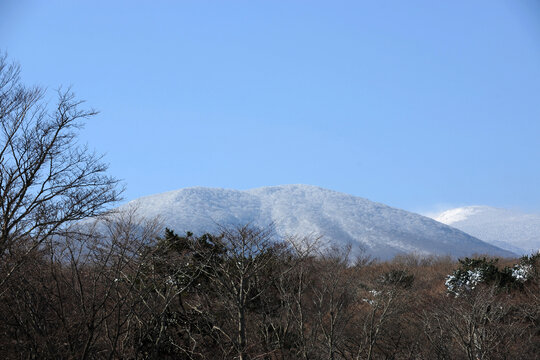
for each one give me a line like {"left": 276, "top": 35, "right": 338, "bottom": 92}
{"left": 123, "top": 185, "right": 514, "bottom": 259}
{"left": 432, "top": 206, "right": 540, "bottom": 255}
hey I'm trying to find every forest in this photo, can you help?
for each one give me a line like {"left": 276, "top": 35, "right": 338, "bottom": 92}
{"left": 0, "top": 212, "right": 538, "bottom": 359}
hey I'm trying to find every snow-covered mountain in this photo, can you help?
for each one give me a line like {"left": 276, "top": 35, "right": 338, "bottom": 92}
{"left": 122, "top": 185, "right": 514, "bottom": 259}
{"left": 431, "top": 206, "right": 540, "bottom": 255}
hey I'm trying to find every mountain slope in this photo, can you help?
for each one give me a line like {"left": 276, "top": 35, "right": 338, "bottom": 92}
{"left": 432, "top": 206, "right": 540, "bottom": 255}
{"left": 123, "top": 185, "right": 514, "bottom": 259}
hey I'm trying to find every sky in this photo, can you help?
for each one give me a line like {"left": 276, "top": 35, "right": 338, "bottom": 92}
{"left": 1, "top": 0, "right": 540, "bottom": 213}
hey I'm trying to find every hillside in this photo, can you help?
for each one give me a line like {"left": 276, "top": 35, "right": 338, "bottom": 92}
{"left": 123, "top": 185, "right": 514, "bottom": 259}
{"left": 432, "top": 205, "right": 540, "bottom": 255}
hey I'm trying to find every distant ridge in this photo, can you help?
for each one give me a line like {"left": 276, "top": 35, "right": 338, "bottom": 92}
{"left": 122, "top": 185, "right": 514, "bottom": 259}
{"left": 432, "top": 205, "right": 540, "bottom": 255}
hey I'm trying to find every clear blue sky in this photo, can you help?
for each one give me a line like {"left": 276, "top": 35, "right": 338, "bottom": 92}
{"left": 2, "top": 0, "right": 540, "bottom": 213}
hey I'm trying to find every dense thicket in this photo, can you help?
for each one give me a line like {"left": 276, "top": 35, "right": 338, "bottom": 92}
{"left": 0, "top": 215, "right": 538, "bottom": 359}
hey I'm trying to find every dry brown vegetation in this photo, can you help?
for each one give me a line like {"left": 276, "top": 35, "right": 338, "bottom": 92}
{"left": 0, "top": 216, "right": 538, "bottom": 360}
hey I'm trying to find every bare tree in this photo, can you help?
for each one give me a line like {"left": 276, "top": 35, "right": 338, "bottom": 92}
{"left": 255, "top": 235, "right": 322, "bottom": 360}
{"left": 127, "top": 227, "right": 225, "bottom": 359}
{"left": 0, "top": 54, "right": 121, "bottom": 290}
{"left": 310, "top": 245, "right": 358, "bottom": 360}
{"left": 206, "top": 224, "right": 278, "bottom": 360}
{"left": 422, "top": 285, "right": 525, "bottom": 360}
{"left": 0, "top": 206, "right": 160, "bottom": 359}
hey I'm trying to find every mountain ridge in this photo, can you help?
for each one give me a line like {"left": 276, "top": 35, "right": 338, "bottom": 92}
{"left": 432, "top": 205, "right": 540, "bottom": 255}
{"left": 123, "top": 185, "right": 514, "bottom": 259}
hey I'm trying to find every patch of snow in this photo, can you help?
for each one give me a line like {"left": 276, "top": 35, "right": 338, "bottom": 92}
{"left": 511, "top": 264, "right": 532, "bottom": 282}
{"left": 445, "top": 269, "right": 484, "bottom": 296}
